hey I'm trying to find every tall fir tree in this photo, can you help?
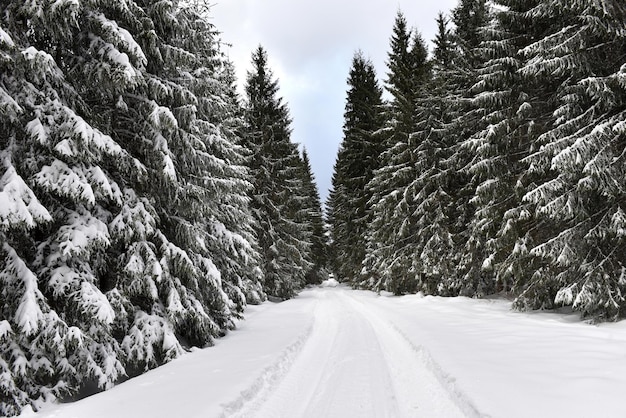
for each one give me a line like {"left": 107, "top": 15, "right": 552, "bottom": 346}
{"left": 199, "top": 57, "right": 266, "bottom": 308}
{"left": 401, "top": 13, "right": 461, "bottom": 295}
{"left": 327, "top": 52, "right": 385, "bottom": 284}
{"left": 0, "top": 2, "right": 138, "bottom": 411}
{"left": 515, "top": 0, "right": 626, "bottom": 319}
{"left": 443, "top": 0, "right": 491, "bottom": 296}
{"left": 457, "top": 0, "right": 555, "bottom": 296}
{"left": 0, "top": 1, "right": 263, "bottom": 414}
{"left": 432, "top": 13, "right": 454, "bottom": 71}
{"left": 243, "top": 46, "right": 312, "bottom": 299}
{"left": 362, "top": 13, "right": 431, "bottom": 294}
{"left": 298, "top": 149, "right": 328, "bottom": 285}
{"left": 452, "top": 0, "right": 489, "bottom": 70}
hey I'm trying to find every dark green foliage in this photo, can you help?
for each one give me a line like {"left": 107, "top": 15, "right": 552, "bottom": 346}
{"left": 327, "top": 52, "right": 385, "bottom": 284}
{"left": 299, "top": 149, "right": 329, "bottom": 285}
{"left": 341, "top": 0, "right": 626, "bottom": 321}
{"left": 433, "top": 13, "right": 454, "bottom": 71}
{"left": 514, "top": 0, "right": 626, "bottom": 319}
{"left": 458, "top": 0, "right": 548, "bottom": 295}
{"left": 243, "top": 46, "right": 312, "bottom": 299}
{"left": 400, "top": 14, "right": 462, "bottom": 295}
{"left": 362, "top": 14, "right": 432, "bottom": 294}
{"left": 452, "top": 0, "right": 488, "bottom": 69}
{"left": 0, "top": 1, "right": 264, "bottom": 414}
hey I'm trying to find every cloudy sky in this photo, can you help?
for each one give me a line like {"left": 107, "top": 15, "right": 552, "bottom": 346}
{"left": 211, "top": 0, "right": 459, "bottom": 203}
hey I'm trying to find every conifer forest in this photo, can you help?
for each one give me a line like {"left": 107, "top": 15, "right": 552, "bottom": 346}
{"left": 1, "top": 0, "right": 626, "bottom": 415}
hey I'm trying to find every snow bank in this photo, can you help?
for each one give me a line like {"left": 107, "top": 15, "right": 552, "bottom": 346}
{"left": 31, "top": 296, "right": 317, "bottom": 418}
{"left": 366, "top": 292, "right": 626, "bottom": 418}
{"left": 320, "top": 278, "right": 339, "bottom": 287}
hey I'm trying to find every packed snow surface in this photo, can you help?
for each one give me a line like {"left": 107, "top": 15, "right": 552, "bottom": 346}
{"left": 26, "top": 283, "right": 626, "bottom": 417}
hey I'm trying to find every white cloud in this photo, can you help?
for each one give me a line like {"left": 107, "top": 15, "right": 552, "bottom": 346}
{"left": 211, "top": 0, "right": 459, "bottom": 202}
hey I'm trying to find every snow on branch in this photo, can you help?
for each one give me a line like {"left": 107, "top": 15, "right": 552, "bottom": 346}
{"left": 0, "top": 243, "right": 45, "bottom": 335}
{"left": 0, "top": 87, "right": 21, "bottom": 122}
{"left": 20, "top": 46, "right": 62, "bottom": 85}
{"left": 150, "top": 101, "right": 179, "bottom": 131}
{"left": 0, "top": 154, "right": 52, "bottom": 230}
{"left": 0, "top": 25, "right": 14, "bottom": 47}
{"left": 610, "top": 208, "right": 626, "bottom": 238}
{"left": 75, "top": 281, "right": 115, "bottom": 324}
{"left": 27, "top": 103, "right": 126, "bottom": 163}
{"left": 48, "top": 264, "right": 116, "bottom": 326}
{"left": 122, "top": 311, "right": 184, "bottom": 370}
{"left": 121, "top": 241, "right": 161, "bottom": 300}
{"left": 35, "top": 160, "right": 96, "bottom": 205}
{"left": 25, "top": 117, "right": 48, "bottom": 145}
{"left": 50, "top": 208, "right": 111, "bottom": 261}
{"left": 0, "top": 320, "right": 11, "bottom": 339}
{"left": 109, "top": 191, "right": 158, "bottom": 244}
{"left": 90, "top": 12, "right": 147, "bottom": 68}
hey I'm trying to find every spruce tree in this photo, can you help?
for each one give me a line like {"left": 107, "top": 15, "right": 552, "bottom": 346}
{"left": 402, "top": 13, "right": 460, "bottom": 295}
{"left": 88, "top": 0, "right": 257, "bottom": 360}
{"left": 0, "top": 2, "right": 133, "bottom": 412}
{"left": 244, "top": 46, "right": 312, "bottom": 299}
{"left": 458, "top": 0, "right": 554, "bottom": 296}
{"left": 515, "top": 0, "right": 626, "bottom": 319}
{"left": 362, "top": 13, "right": 431, "bottom": 294}
{"left": 452, "top": 0, "right": 489, "bottom": 70}
{"left": 433, "top": 13, "right": 454, "bottom": 72}
{"left": 299, "top": 149, "right": 328, "bottom": 285}
{"left": 327, "top": 52, "right": 385, "bottom": 284}
{"left": 0, "top": 1, "right": 263, "bottom": 413}
{"left": 443, "top": 0, "right": 491, "bottom": 296}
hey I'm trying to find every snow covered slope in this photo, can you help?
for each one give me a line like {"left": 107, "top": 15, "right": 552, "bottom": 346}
{"left": 24, "top": 284, "right": 626, "bottom": 418}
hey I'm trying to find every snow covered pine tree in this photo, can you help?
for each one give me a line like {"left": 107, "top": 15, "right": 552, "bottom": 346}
{"left": 243, "top": 46, "right": 313, "bottom": 300}
{"left": 362, "top": 12, "right": 431, "bottom": 294}
{"left": 328, "top": 51, "right": 385, "bottom": 287}
{"left": 516, "top": 0, "right": 626, "bottom": 319}
{"left": 0, "top": 0, "right": 263, "bottom": 414}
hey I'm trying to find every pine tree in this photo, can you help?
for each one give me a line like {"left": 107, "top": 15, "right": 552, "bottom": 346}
{"left": 87, "top": 0, "right": 256, "bottom": 362}
{"left": 244, "top": 46, "right": 312, "bottom": 299}
{"left": 299, "top": 149, "right": 328, "bottom": 285}
{"left": 180, "top": 17, "right": 265, "bottom": 310}
{"left": 0, "top": 2, "right": 133, "bottom": 412}
{"left": 433, "top": 13, "right": 454, "bottom": 72}
{"left": 327, "top": 51, "right": 385, "bottom": 285}
{"left": 452, "top": 0, "right": 489, "bottom": 70}
{"left": 515, "top": 0, "right": 626, "bottom": 319}
{"left": 362, "top": 13, "right": 431, "bottom": 294}
{"left": 401, "top": 13, "right": 461, "bottom": 295}
{"left": 0, "top": 1, "right": 263, "bottom": 413}
{"left": 443, "top": 0, "right": 491, "bottom": 296}
{"left": 458, "top": 0, "right": 554, "bottom": 297}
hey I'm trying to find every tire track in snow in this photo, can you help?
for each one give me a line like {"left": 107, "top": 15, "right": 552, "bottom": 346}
{"left": 249, "top": 289, "right": 402, "bottom": 417}
{"left": 390, "top": 324, "right": 486, "bottom": 418}
{"left": 342, "top": 292, "right": 486, "bottom": 418}
{"left": 218, "top": 299, "right": 318, "bottom": 418}
{"left": 228, "top": 287, "right": 481, "bottom": 417}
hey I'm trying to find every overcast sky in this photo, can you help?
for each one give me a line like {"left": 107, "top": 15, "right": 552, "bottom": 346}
{"left": 211, "top": 0, "right": 459, "bottom": 203}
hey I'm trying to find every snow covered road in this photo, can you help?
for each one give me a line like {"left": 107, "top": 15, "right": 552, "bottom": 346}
{"left": 235, "top": 289, "right": 467, "bottom": 418}
{"left": 28, "top": 284, "right": 626, "bottom": 418}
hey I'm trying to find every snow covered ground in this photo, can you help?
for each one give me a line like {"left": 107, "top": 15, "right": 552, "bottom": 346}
{"left": 24, "top": 283, "right": 626, "bottom": 418}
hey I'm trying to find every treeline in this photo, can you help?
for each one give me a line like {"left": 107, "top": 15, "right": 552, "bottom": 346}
{"left": 0, "top": 1, "right": 325, "bottom": 415}
{"left": 328, "top": 0, "right": 626, "bottom": 320}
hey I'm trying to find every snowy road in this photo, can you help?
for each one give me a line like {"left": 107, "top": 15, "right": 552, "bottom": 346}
{"left": 232, "top": 289, "right": 466, "bottom": 418}
{"left": 29, "top": 283, "right": 626, "bottom": 418}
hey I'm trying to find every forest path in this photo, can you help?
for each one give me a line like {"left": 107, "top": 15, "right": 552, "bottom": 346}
{"left": 34, "top": 281, "right": 626, "bottom": 418}
{"left": 224, "top": 287, "right": 468, "bottom": 418}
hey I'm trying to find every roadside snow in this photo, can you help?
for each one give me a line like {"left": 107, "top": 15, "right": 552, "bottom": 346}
{"left": 320, "top": 278, "right": 339, "bottom": 287}
{"left": 26, "top": 285, "right": 626, "bottom": 418}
